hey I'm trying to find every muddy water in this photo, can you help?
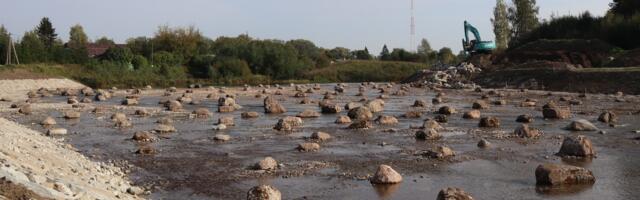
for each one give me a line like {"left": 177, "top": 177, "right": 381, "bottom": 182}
{"left": 10, "top": 84, "right": 640, "bottom": 200}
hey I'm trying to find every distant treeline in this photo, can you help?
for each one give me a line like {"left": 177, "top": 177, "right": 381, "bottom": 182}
{"left": 0, "top": 18, "right": 463, "bottom": 86}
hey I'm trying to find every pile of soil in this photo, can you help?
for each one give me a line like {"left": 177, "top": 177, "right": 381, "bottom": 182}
{"left": 495, "top": 39, "right": 615, "bottom": 68}
{"left": 0, "top": 177, "right": 51, "bottom": 200}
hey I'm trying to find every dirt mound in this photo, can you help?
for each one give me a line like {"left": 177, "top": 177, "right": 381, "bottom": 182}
{"left": 0, "top": 118, "right": 141, "bottom": 199}
{"left": 608, "top": 48, "right": 640, "bottom": 67}
{"left": 496, "top": 39, "right": 615, "bottom": 68}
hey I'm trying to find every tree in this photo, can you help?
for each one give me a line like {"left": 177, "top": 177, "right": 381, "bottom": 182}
{"left": 68, "top": 24, "right": 88, "bottom": 49}
{"left": 152, "top": 25, "right": 205, "bottom": 60}
{"left": 417, "top": 39, "right": 432, "bottom": 55}
{"left": 17, "top": 31, "right": 48, "bottom": 63}
{"left": 437, "top": 47, "right": 456, "bottom": 65}
{"left": 326, "top": 47, "right": 350, "bottom": 61}
{"left": 508, "top": 0, "right": 539, "bottom": 39}
{"left": 609, "top": 0, "right": 640, "bottom": 18}
{"left": 95, "top": 37, "right": 115, "bottom": 46}
{"left": 214, "top": 58, "right": 252, "bottom": 78}
{"left": 131, "top": 55, "right": 149, "bottom": 70}
{"left": 0, "top": 25, "right": 9, "bottom": 63}
{"left": 101, "top": 47, "right": 134, "bottom": 64}
{"left": 492, "top": 0, "right": 511, "bottom": 50}
{"left": 379, "top": 45, "right": 391, "bottom": 60}
{"left": 353, "top": 47, "right": 372, "bottom": 60}
{"left": 36, "top": 17, "right": 57, "bottom": 49}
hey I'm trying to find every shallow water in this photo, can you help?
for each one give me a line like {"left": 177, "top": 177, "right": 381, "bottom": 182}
{"left": 11, "top": 84, "right": 640, "bottom": 199}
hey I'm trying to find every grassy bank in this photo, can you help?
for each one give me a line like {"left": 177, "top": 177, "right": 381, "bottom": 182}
{"left": 304, "top": 60, "right": 429, "bottom": 83}
{"left": 0, "top": 61, "right": 427, "bottom": 88}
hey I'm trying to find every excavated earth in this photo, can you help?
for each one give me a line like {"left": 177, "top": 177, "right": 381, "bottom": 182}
{"left": 2, "top": 81, "right": 640, "bottom": 199}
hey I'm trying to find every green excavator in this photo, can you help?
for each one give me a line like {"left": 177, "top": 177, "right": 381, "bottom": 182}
{"left": 462, "top": 21, "right": 496, "bottom": 54}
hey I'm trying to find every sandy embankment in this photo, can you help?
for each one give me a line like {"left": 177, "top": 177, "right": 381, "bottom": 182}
{"left": 0, "top": 79, "right": 142, "bottom": 199}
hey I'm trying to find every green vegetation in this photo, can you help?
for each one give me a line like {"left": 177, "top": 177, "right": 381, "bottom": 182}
{"left": 491, "top": 0, "right": 510, "bottom": 50}
{"left": 304, "top": 60, "right": 429, "bottom": 83}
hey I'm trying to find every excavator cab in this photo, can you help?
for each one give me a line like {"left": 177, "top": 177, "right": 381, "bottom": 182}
{"left": 462, "top": 21, "right": 496, "bottom": 54}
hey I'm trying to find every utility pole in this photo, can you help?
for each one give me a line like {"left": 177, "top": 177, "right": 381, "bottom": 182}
{"left": 410, "top": 0, "right": 416, "bottom": 52}
{"left": 5, "top": 33, "right": 19, "bottom": 65}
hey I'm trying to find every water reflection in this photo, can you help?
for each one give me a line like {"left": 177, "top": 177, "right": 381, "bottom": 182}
{"left": 372, "top": 183, "right": 401, "bottom": 200}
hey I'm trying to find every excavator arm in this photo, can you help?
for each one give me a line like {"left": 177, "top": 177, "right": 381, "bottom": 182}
{"left": 462, "top": 20, "right": 496, "bottom": 54}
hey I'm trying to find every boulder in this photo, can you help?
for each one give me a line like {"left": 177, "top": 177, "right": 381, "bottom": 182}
{"left": 297, "top": 142, "right": 321, "bottom": 152}
{"left": 242, "top": 112, "right": 260, "bottom": 119}
{"left": 344, "top": 102, "right": 362, "bottom": 110}
{"left": 122, "top": 98, "right": 139, "bottom": 106}
{"left": 514, "top": 124, "right": 540, "bottom": 138}
{"left": 535, "top": 164, "right": 595, "bottom": 186}
{"left": 415, "top": 129, "right": 441, "bottom": 140}
{"left": 213, "top": 124, "right": 227, "bottom": 131}
{"left": 492, "top": 100, "right": 507, "bottom": 106}
{"left": 413, "top": 100, "right": 428, "bottom": 107}
{"left": 365, "top": 99, "right": 385, "bottom": 113}
{"left": 520, "top": 100, "right": 537, "bottom": 107}
{"left": 321, "top": 103, "right": 342, "bottom": 114}
{"left": 135, "top": 109, "right": 150, "bottom": 116}
{"left": 542, "top": 102, "right": 571, "bottom": 119}
{"left": 218, "top": 116, "right": 235, "bottom": 126}
{"left": 264, "top": 96, "right": 287, "bottom": 114}
{"left": 348, "top": 120, "right": 373, "bottom": 129}
{"left": 64, "top": 111, "right": 81, "bottom": 119}
{"left": 157, "top": 117, "right": 173, "bottom": 125}
{"left": 422, "top": 119, "right": 443, "bottom": 130}
{"left": 155, "top": 124, "right": 176, "bottom": 133}
{"left": 472, "top": 100, "right": 489, "bottom": 109}
{"left": 436, "top": 187, "right": 474, "bottom": 200}
{"left": 423, "top": 146, "right": 455, "bottom": 159}
{"left": 597, "top": 111, "right": 617, "bottom": 124}
{"left": 254, "top": 157, "right": 278, "bottom": 170}
{"left": 374, "top": 115, "right": 398, "bottom": 125}
{"left": 274, "top": 116, "right": 303, "bottom": 131}
{"left": 297, "top": 109, "right": 321, "bottom": 118}
{"left": 479, "top": 117, "right": 500, "bottom": 128}
{"left": 311, "top": 132, "right": 332, "bottom": 141}
{"left": 166, "top": 100, "right": 183, "bottom": 112}
{"left": 41, "top": 116, "right": 56, "bottom": 125}
{"left": 46, "top": 128, "right": 68, "bottom": 136}
{"left": 18, "top": 104, "right": 32, "bottom": 115}
{"left": 347, "top": 106, "right": 374, "bottom": 121}
{"left": 403, "top": 111, "right": 422, "bottom": 118}
{"left": 335, "top": 115, "right": 352, "bottom": 124}
{"left": 565, "top": 119, "right": 598, "bottom": 131}
{"left": 370, "top": 165, "right": 403, "bottom": 184}
{"left": 132, "top": 131, "right": 153, "bottom": 142}
{"left": 438, "top": 106, "right": 457, "bottom": 115}
{"left": 462, "top": 110, "right": 481, "bottom": 119}
{"left": 516, "top": 114, "right": 534, "bottom": 123}
{"left": 193, "top": 108, "right": 212, "bottom": 118}
{"left": 432, "top": 97, "right": 444, "bottom": 104}
{"left": 247, "top": 185, "right": 281, "bottom": 200}
{"left": 214, "top": 134, "right": 231, "bottom": 142}
{"left": 477, "top": 139, "right": 491, "bottom": 148}
{"left": 557, "top": 135, "right": 595, "bottom": 157}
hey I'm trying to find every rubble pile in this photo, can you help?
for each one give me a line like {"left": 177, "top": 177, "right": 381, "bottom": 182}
{"left": 402, "top": 62, "right": 482, "bottom": 89}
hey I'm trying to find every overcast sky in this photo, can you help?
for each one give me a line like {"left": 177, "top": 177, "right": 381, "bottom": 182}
{"left": 2, "top": 0, "right": 609, "bottom": 53}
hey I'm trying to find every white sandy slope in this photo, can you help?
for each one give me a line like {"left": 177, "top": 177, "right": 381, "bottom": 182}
{"left": 0, "top": 117, "right": 142, "bottom": 200}
{"left": 0, "top": 78, "right": 86, "bottom": 100}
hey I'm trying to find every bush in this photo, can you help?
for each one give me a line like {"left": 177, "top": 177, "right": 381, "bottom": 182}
{"left": 131, "top": 55, "right": 149, "bottom": 70}
{"left": 213, "top": 58, "right": 252, "bottom": 79}
{"left": 100, "top": 46, "right": 134, "bottom": 64}
{"left": 187, "top": 55, "right": 215, "bottom": 78}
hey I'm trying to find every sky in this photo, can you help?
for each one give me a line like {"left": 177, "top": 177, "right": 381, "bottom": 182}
{"left": 1, "top": 0, "right": 610, "bottom": 53}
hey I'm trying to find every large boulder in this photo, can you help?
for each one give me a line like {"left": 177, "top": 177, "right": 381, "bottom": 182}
{"left": 218, "top": 116, "right": 235, "bottom": 126}
{"left": 321, "top": 103, "right": 342, "bottom": 114}
{"left": 462, "top": 110, "right": 481, "bottom": 119}
{"left": 535, "top": 164, "right": 595, "bottom": 186}
{"left": 344, "top": 102, "right": 362, "bottom": 110}
{"left": 557, "top": 135, "right": 595, "bottom": 157}
{"left": 423, "top": 146, "right": 455, "bottom": 159}
{"left": 374, "top": 115, "right": 398, "bottom": 125}
{"left": 310, "top": 131, "right": 332, "bottom": 141}
{"left": 132, "top": 131, "right": 154, "bottom": 142}
{"left": 513, "top": 124, "right": 540, "bottom": 138}
{"left": 348, "top": 120, "right": 373, "bottom": 129}
{"left": 436, "top": 187, "right": 474, "bottom": 200}
{"left": 297, "top": 142, "right": 321, "bottom": 152}
{"left": 41, "top": 116, "right": 57, "bottom": 126}
{"left": 296, "top": 109, "right": 321, "bottom": 118}
{"left": 565, "top": 119, "right": 598, "bottom": 131}
{"left": 413, "top": 100, "right": 428, "bottom": 107}
{"left": 18, "top": 104, "right": 32, "bottom": 115}
{"left": 155, "top": 124, "right": 176, "bottom": 133}
{"left": 193, "top": 108, "right": 212, "bottom": 118}
{"left": 241, "top": 112, "right": 260, "bottom": 119}
{"left": 166, "top": 100, "right": 183, "bottom": 112}
{"left": 335, "top": 115, "right": 352, "bottom": 124}
{"left": 254, "top": 157, "right": 278, "bottom": 170}
{"left": 472, "top": 100, "right": 489, "bottom": 109}
{"left": 247, "top": 185, "right": 281, "bottom": 200}
{"left": 347, "top": 107, "right": 373, "bottom": 121}
{"left": 597, "top": 111, "right": 617, "bottom": 124}
{"left": 64, "top": 111, "right": 81, "bottom": 119}
{"left": 264, "top": 96, "right": 286, "bottom": 114}
{"left": 370, "top": 165, "right": 403, "bottom": 184}
{"left": 438, "top": 106, "right": 457, "bottom": 115}
{"left": 516, "top": 114, "right": 534, "bottom": 123}
{"left": 365, "top": 99, "right": 385, "bottom": 113}
{"left": 46, "top": 128, "right": 68, "bottom": 136}
{"left": 274, "top": 116, "right": 303, "bottom": 131}
{"left": 542, "top": 102, "right": 571, "bottom": 119}
{"left": 422, "top": 119, "right": 443, "bottom": 130}
{"left": 415, "top": 129, "right": 442, "bottom": 140}
{"left": 479, "top": 117, "right": 500, "bottom": 128}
